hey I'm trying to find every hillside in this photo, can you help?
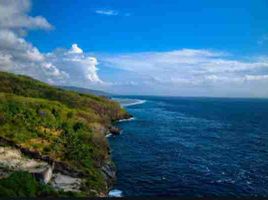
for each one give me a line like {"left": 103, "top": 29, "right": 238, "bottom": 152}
{"left": 0, "top": 71, "right": 130, "bottom": 197}
{"left": 60, "top": 86, "right": 112, "bottom": 97}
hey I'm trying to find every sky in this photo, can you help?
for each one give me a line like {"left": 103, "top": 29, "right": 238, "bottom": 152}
{"left": 0, "top": 0, "right": 268, "bottom": 97}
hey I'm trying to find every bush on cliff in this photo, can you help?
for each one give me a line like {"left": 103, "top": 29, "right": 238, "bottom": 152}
{"left": 0, "top": 171, "right": 56, "bottom": 197}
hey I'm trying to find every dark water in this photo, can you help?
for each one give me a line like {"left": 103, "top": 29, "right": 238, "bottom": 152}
{"left": 108, "top": 96, "right": 268, "bottom": 197}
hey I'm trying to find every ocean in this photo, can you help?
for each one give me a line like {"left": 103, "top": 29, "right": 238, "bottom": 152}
{"left": 108, "top": 96, "right": 268, "bottom": 197}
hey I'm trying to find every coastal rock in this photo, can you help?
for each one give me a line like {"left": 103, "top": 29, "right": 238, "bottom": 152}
{"left": 101, "top": 162, "right": 116, "bottom": 190}
{"left": 109, "top": 126, "right": 121, "bottom": 135}
{"left": 121, "top": 113, "right": 133, "bottom": 120}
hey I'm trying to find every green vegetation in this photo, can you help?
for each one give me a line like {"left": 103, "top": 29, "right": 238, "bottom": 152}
{"left": 0, "top": 71, "right": 129, "bottom": 196}
{"left": 0, "top": 171, "right": 80, "bottom": 197}
{"left": 0, "top": 71, "right": 128, "bottom": 122}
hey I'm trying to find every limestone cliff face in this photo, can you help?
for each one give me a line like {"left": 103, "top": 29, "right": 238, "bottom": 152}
{"left": 0, "top": 146, "right": 49, "bottom": 178}
{"left": 0, "top": 146, "right": 83, "bottom": 193}
{"left": 33, "top": 163, "right": 54, "bottom": 184}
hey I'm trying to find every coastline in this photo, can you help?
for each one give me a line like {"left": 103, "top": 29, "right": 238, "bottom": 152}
{"left": 105, "top": 98, "right": 145, "bottom": 197}
{"left": 0, "top": 71, "right": 134, "bottom": 197}
{"left": 0, "top": 84, "right": 136, "bottom": 198}
{"left": 104, "top": 112, "right": 133, "bottom": 196}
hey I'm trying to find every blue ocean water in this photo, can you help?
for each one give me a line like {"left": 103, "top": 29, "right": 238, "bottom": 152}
{"left": 108, "top": 96, "right": 268, "bottom": 197}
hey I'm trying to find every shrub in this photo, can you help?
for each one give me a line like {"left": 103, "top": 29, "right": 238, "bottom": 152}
{"left": 0, "top": 171, "right": 81, "bottom": 197}
{"left": 0, "top": 171, "right": 47, "bottom": 197}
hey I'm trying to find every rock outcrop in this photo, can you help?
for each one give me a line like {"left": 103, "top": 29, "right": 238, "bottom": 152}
{"left": 0, "top": 146, "right": 84, "bottom": 193}
{"left": 109, "top": 126, "right": 121, "bottom": 135}
{"left": 101, "top": 162, "right": 116, "bottom": 189}
{"left": 0, "top": 136, "right": 86, "bottom": 177}
{"left": 51, "top": 173, "right": 82, "bottom": 192}
{"left": 32, "top": 162, "right": 54, "bottom": 184}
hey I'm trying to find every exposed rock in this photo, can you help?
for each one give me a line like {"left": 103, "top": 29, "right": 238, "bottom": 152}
{"left": 32, "top": 162, "right": 54, "bottom": 184}
{"left": 51, "top": 173, "right": 82, "bottom": 192}
{"left": 109, "top": 126, "right": 121, "bottom": 135}
{"left": 114, "top": 112, "right": 133, "bottom": 121}
{"left": 0, "top": 125, "right": 126, "bottom": 196}
{"left": 122, "top": 113, "right": 133, "bottom": 120}
{"left": 0, "top": 141, "right": 119, "bottom": 196}
{"left": 101, "top": 162, "right": 116, "bottom": 190}
{"left": 0, "top": 136, "right": 86, "bottom": 177}
{"left": 0, "top": 146, "right": 50, "bottom": 182}
{"left": 0, "top": 146, "right": 48, "bottom": 171}
{"left": 0, "top": 146, "right": 84, "bottom": 193}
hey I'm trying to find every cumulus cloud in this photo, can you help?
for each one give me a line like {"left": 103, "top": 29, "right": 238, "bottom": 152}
{"left": 69, "top": 44, "right": 83, "bottom": 54}
{"left": 0, "top": 0, "right": 102, "bottom": 87}
{"left": 45, "top": 45, "right": 102, "bottom": 84}
{"left": 99, "top": 49, "right": 268, "bottom": 97}
{"left": 0, "top": 29, "right": 67, "bottom": 82}
{"left": 0, "top": 0, "right": 52, "bottom": 30}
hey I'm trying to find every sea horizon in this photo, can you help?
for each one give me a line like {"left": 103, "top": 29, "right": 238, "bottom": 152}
{"left": 112, "top": 94, "right": 268, "bottom": 100}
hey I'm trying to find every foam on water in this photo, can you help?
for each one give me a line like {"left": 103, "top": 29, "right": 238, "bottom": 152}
{"left": 112, "top": 98, "right": 146, "bottom": 107}
{"left": 123, "top": 100, "right": 146, "bottom": 107}
{"left": 118, "top": 117, "right": 135, "bottom": 122}
{"left": 108, "top": 189, "right": 123, "bottom": 197}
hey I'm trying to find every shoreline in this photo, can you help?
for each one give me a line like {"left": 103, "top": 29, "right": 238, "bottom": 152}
{"left": 105, "top": 113, "right": 134, "bottom": 197}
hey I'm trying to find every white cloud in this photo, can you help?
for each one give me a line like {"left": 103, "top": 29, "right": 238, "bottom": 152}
{"left": 0, "top": 29, "right": 68, "bottom": 82}
{"left": 101, "top": 49, "right": 268, "bottom": 75}
{"left": 0, "top": 0, "right": 52, "bottom": 30}
{"left": 101, "top": 49, "right": 268, "bottom": 77}
{"left": 0, "top": 0, "right": 56, "bottom": 81}
{"left": 95, "top": 9, "right": 131, "bottom": 17}
{"left": 245, "top": 75, "right": 268, "bottom": 81}
{"left": 69, "top": 43, "right": 83, "bottom": 54}
{"left": 0, "top": 0, "right": 102, "bottom": 87}
{"left": 46, "top": 45, "right": 102, "bottom": 84}
{"left": 95, "top": 9, "right": 119, "bottom": 16}
{"left": 99, "top": 49, "right": 268, "bottom": 97}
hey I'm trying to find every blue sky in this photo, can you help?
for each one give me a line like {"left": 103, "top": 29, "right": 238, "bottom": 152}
{"left": 29, "top": 0, "right": 268, "bottom": 54}
{"left": 0, "top": 0, "right": 268, "bottom": 97}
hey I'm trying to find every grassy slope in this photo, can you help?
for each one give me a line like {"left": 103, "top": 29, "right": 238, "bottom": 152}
{"left": 0, "top": 71, "right": 128, "bottom": 196}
